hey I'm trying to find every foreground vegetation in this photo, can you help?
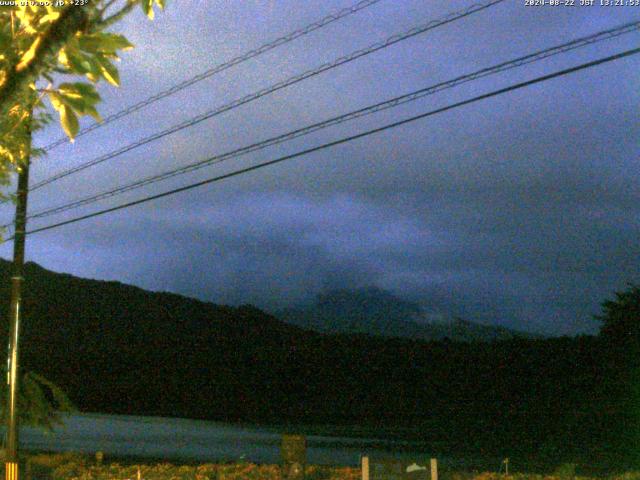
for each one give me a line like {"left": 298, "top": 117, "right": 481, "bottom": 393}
{"left": 21, "top": 453, "right": 640, "bottom": 480}
{"left": 27, "top": 454, "right": 360, "bottom": 480}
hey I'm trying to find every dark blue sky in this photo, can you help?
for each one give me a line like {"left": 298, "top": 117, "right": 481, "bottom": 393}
{"left": 1, "top": 0, "right": 638, "bottom": 336}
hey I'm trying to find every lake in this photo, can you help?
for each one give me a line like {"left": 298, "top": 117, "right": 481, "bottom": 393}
{"left": 14, "top": 413, "right": 440, "bottom": 466}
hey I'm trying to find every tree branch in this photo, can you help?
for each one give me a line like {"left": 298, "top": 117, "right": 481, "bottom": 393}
{"left": 100, "top": 0, "right": 120, "bottom": 14}
{"left": 95, "top": 0, "right": 137, "bottom": 31}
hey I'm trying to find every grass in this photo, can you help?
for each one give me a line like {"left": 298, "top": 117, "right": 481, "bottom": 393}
{"left": 26, "top": 453, "right": 359, "bottom": 480}
{"left": 20, "top": 453, "right": 640, "bottom": 480}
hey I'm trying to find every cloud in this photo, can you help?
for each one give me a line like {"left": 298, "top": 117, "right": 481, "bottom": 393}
{"left": 3, "top": 0, "right": 638, "bottom": 337}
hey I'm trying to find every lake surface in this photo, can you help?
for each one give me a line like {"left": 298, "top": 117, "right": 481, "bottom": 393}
{"left": 14, "top": 413, "right": 439, "bottom": 466}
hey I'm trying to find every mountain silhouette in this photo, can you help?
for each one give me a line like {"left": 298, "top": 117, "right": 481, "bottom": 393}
{"left": 277, "top": 287, "right": 534, "bottom": 341}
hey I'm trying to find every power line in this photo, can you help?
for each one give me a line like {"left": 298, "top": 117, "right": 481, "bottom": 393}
{"left": 21, "top": 20, "right": 640, "bottom": 225}
{"left": 29, "top": 0, "right": 505, "bottom": 192}
{"left": 20, "top": 47, "right": 640, "bottom": 238}
{"left": 40, "top": 0, "right": 386, "bottom": 152}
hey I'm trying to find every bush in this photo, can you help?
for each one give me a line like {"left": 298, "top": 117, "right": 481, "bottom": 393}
{"left": 554, "top": 463, "right": 577, "bottom": 478}
{"left": 20, "top": 454, "right": 640, "bottom": 480}
{"left": 26, "top": 456, "right": 359, "bottom": 480}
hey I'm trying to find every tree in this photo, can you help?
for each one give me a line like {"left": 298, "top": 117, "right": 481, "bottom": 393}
{"left": 0, "top": 371, "right": 74, "bottom": 429}
{"left": 596, "top": 285, "right": 640, "bottom": 467}
{"left": 598, "top": 283, "right": 640, "bottom": 344}
{"left": 0, "top": 0, "right": 166, "bottom": 193}
{"left": 0, "top": 0, "right": 166, "bottom": 429}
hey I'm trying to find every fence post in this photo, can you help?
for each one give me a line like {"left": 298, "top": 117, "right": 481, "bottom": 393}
{"left": 430, "top": 458, "right": 438, "bottom": 480}
{"left": 361, "top": 456, "right": 369, "bottom": 480}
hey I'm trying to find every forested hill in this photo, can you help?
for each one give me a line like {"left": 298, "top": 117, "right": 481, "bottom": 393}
{"left": 0, "top": 259, "right": 636, "bottom": 470}
{"left": 0, "top": 259, "right": 316, "bottom": 418}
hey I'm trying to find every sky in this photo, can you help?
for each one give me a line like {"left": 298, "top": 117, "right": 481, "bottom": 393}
{"left": 1, "top": 0, "right": 638, "bottom": 336}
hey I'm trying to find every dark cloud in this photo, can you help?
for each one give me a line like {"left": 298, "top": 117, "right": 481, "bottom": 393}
{"left": 1, "top": 0, "right": 638, "bottom": 336}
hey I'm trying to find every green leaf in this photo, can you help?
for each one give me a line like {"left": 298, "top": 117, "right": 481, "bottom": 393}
{"left": 38, "top": 9, "right": 61, "bottom": 25}
{"left": 62, "top": 48, "right": 93, "bottom": 75}
{"left": 95, "top": 54, "right": 120, "bottom": 86}
{"left": 141, "top": 0, "right": 154, "bottom": 19}
{"left": 56, "top": 91, "right": 88, "bottom": 113}
{"left": 60, "top": 105, "right": 79, "bottom": 140}
{"left": 59, "top": 41, "right": 105, "bottom": 83}
{"left": 16, "top": 36, "right": 42, "bottom": 70}
{"left": 84, "top": 105, "right": 102, "bottom": 123}
{"left": 47, "top": 91, "right": 64, "bottom": 111}
{"left": 78, "top": 32, "right": 133, "bottom": 55}
{"left": 58, "top": 82, "right": 101, "bottom": 104}
{"left": 49, "top": 91, "right": 70, "bottom": 133}
{"left": 50, "top": 84, "right": 102, "bottom": 124}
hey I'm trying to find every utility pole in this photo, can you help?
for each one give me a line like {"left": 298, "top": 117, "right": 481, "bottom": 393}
{"left": 5, "top": 108, "right": 31, "bottom": 480}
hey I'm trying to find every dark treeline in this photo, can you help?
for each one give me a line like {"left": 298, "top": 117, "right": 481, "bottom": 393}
{"left": 0, "top": 260, "right": 637, "bottom": 471}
